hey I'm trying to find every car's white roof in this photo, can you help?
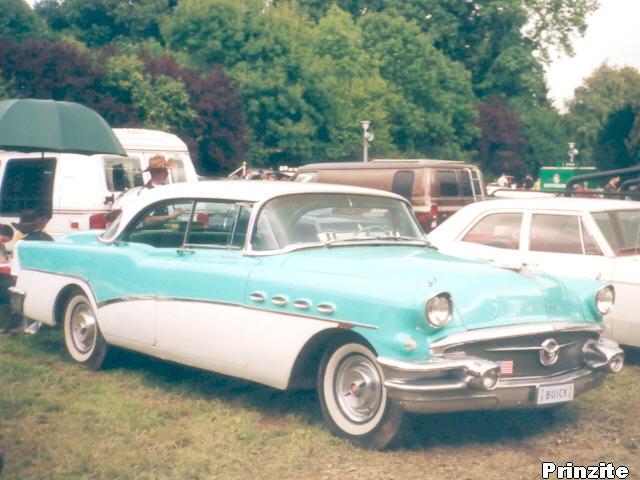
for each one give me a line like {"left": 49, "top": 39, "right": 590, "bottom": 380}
{"left": 135, "top": 179, "right": 402, "bottom": 204}
{"left": 111, "top": 179, "right": 406, "bottom": 237}
{"left": 469, "top": 197, "right": 640, "bottom": 213}
{"left": 428, "top": 196, "right": 640, "bottom": 243}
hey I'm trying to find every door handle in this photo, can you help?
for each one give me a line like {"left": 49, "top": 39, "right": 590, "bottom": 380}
{"left": 177, "top": 248, "right": 194, "bottom": 256}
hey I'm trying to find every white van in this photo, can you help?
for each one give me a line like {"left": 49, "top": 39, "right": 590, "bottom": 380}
{"left": 0, "top": 128, "right": 198, "bottom": 241}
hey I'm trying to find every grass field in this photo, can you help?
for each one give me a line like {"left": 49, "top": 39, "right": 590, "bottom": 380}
{"left": 1, "top": 328, "right": 639, "bottom": 480}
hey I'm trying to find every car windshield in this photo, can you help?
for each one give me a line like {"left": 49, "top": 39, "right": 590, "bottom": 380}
{"left": 592, "top": 209, "right": 640, "bottom": 256}
{"left": 251, "top": 193, "right": 426, "bottom": 251}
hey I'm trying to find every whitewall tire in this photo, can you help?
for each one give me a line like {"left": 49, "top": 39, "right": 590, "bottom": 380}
{"left": 318, "top": 342, "right": 403, "bottom": 449}
{"left": 63, "top": 293, "right": 108, "bottom": 370}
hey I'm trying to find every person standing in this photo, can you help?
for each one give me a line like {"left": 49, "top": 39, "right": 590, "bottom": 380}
{"left": 603, "top": 176, "right": 621, "bottom": 195}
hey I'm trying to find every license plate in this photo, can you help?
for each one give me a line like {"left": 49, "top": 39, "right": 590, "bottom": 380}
{"left": 536, "top": 383, "right": 575, "bottom": 405}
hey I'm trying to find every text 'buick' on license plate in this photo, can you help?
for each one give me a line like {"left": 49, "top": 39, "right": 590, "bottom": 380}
{"left": 536, "top": 383, "right": 575, "bottom": 405}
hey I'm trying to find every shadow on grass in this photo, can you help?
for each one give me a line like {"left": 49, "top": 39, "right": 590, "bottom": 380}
{"left": 10, "top": 327, "right": 585, "bottom": 450}
{"left": 622, "top": 346, "right": 640, "bottom": 365}
{"left": 105, "top": 346, "right": 323, "bottom": 426}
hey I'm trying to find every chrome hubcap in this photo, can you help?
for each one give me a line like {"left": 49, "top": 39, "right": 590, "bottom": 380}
{"left": 335, "top": 354, "right": 382, "bottom": 423}
{"left": 70, "top": 304, "right": 97, "bottom": 354}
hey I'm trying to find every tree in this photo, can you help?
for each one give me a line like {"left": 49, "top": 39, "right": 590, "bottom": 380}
{"left": 475, "top": 96, "right": 528, "bottom": 179}
{"left": 140, "top": 51, "right": 249, "bottom": 173}
{"left": 0, "top": 38, "right": 129, "bottom": 124}
{"left": 160, "top": 0, "right": 248, "bottom": 68}
{"left": 566, "top": 64, "right": 640, "bottom": 166}
{"left": 593, "top": 105, "right": 637, "bottom": 171}
{"left": 35, "top": 0, "right": 176, "bottom": 46}
{"left": 360, "top": 12, "right": 478, "bottom": 158}
{"left": 0, "top": 0, "right": 46, "bottom": 42}
{"left": 102, "top": 52, "right": 196, "bottom": 132}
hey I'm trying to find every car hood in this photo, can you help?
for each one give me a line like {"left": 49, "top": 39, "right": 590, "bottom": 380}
{"left": 269, "top": 246, "right": 596, "bottom": 333}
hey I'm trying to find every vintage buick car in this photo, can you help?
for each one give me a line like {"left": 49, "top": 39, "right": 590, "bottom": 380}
{"left": 11, "top": 181, "right": 623, "bottom": 449}
{"left": 427, "top": 198, "right": 640, "bottom": 347}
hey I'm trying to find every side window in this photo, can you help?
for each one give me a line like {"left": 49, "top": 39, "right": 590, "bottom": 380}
{"left": 582, "top": 221, "right": 603, "bottom": 255}
{"left": 391, "top": 170, "right": 414, "bottom": 200}
{"left": 529, "top": 214, "right": 583, "bottom": 254}
{"left": 461, "top": 171, "right": 473, "bottom": 197}
{"left": 462, "top": 213, "right": 522, "bottom": 250}
{"left": 436, "top": 170, "right": 459, "bottom": 197}
{"left": 104, "top": 156, "right": 143, "bottom": 192}
{"left": 186, "top": 201, "right": 252, "bottom": 248}
{"left": 0, "top": 158, "right": 56, "bottom": 214}
{"left": 169, "top": 158, "right": 187, "bottom": 183}
{"left": 125, "top": 200, "right": 194, "bottom": 248}
{"left": 294, "top": 171, "right": 318, "bottom": 183}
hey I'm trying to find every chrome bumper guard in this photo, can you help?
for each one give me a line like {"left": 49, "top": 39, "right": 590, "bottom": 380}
{"left": 377, "top": 336, "right": 623, "bottom": 414}
{"left": 8, "top": 287, "right": 25, "bottom": 316}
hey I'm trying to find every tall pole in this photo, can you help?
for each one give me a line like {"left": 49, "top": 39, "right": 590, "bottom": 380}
{"left": 362, "top": 120, "right": 372, "bottom": 162}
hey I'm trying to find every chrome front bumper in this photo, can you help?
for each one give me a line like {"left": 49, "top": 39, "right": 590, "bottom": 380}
{"left": 8, "top": 287, "right": 25, "bottom": 315}
{"left": 377, "top": 335, "right": 623, "bottom": 414}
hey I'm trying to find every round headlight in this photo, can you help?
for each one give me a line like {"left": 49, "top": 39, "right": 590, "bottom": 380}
{"left": 595, "top": 285, "right": 615, "bottom": 315}
{"left": 425, "top": 293, "right": 452, "bottom": 328}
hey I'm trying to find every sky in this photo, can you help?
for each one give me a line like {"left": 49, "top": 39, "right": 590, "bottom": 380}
{"left": 544, "top": 0, "right": 640, "bottom": 110}
{"left": 23, "top": 0, "right": 640, "bottom": 111}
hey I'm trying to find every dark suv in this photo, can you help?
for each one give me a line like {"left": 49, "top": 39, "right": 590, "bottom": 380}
{"left": 292, "top": 159, "right": 485, "bottom": 231}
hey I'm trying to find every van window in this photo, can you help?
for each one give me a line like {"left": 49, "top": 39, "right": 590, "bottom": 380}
{"left": 391, "top": 170, "right": 414, "bottom": 200}
{"left": 169, "top": 158, "right": 188, "bottom": 183}
{"left": 461, "top": 171, "right": 473, "bottom": 196}
{"left": 294, "top": 171, "right": 318, "bottom": 183}
{"left": 0, "top": 157, "right": 56, "bottom": 215}
{"left": 104, "top": 157, "right": 143, "bottom": 192}
{"left": 436, "top": 170, "right": 459, "bottom": 197}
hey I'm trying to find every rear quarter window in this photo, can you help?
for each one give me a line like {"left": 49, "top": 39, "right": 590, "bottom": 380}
{"left": 436, "top": 170, "right": 459, "bottom": 197}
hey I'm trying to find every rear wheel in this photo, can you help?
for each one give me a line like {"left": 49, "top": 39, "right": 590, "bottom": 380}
{"left": 318, "top": 342, "right": 403, "bottom": 449}
{"left": 63, "top": 292, "right": 108, "bottom": 370}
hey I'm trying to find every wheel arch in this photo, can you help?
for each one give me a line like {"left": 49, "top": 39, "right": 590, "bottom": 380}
{"left": 286, "top": 328, "right": 376, "bottom": 391}
{"left": 53, "top": 283, "right": 98, "bottom": 328}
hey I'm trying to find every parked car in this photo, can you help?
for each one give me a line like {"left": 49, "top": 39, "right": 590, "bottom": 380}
{"left": 292, "top": 159, "right": 485, "bottom": 232}
{"left": 0, "top": 128, "right": 198, "bottom": 241}
{"left": 427, "top": 197, "right": 640, "bottom": 347}
{"left": 10, "top": 181, "right": 623, "bottom": 448}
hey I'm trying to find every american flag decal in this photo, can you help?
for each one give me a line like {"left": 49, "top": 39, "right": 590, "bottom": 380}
{"left": 497, "top": 360, "right": 514, "bottom": 375}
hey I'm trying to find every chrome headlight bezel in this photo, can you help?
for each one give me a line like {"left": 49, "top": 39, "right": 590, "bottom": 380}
{"left": 595, "top": 285, "right": 615, "bottom": 315}
{"left": 425, "top": 292, "right": 452, "bottom": 328}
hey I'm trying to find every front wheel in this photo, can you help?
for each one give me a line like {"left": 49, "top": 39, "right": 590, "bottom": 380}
{"left": 318, "top": 342, "right": 403, "bottom": 449}
{"left": 63, "top": 292, "right": 108, "bottom": 370}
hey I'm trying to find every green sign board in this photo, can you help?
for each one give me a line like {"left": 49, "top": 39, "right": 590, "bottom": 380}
{"left": 539, "top": 166, "right": 598, "bottom": 192}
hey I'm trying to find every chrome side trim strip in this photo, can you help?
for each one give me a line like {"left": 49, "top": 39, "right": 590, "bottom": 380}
{"left": 20, "top": 269, "right": 377, "bottom": 330}
{"left": 430, "top": 322, "right": 602, "bottom": 355}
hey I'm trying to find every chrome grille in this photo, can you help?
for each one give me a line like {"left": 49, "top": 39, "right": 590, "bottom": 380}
{"left": 443, "top": 331, "right": 600, "bottom": 378}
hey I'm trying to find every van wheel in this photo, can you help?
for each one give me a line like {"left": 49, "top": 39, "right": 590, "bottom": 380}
{"left": 63, "top": 292, "right": 108, "bottom": 370}
{"left": 318, "top": 342, "right": 403, "bottom": 449}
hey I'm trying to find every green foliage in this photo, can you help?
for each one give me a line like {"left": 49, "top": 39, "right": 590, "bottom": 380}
{"left": 360, "top": 12, "right": 478, "bottom": 158}
{"left": 161, "top": 0, "right": 248, "bottom": 67}
{"left": 0, "top": 0, "right": 46, "bottom": 41}
{"left": 103, "top": 53, "right": 196, "bottom": 132}
{"left": 475, "top": 96, "right": 528, "bottom": 178}
{"left": 35, "top": 0, "right": 175, "bottom": 46}
{"left": 509, "top": 97, "right": 569, "bottom": 174}
{"left": 593, "top": 105, "right": 637, "bottom": 171}
{"left": 566, "top": 65, "right": 640, "bottom": 167}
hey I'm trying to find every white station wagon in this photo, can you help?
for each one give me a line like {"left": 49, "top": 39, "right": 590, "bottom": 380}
{"left": 428, "top": 198, "right": 640, "bottom": 347}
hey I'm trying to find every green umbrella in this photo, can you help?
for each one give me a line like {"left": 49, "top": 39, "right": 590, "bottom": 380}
{"left": 0, "top": 98, "right": 126, "bottom": 156}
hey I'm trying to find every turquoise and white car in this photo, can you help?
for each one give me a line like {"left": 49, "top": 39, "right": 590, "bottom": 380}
{"left": 10, "top": 181, "right": 623, "bottom": 449}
